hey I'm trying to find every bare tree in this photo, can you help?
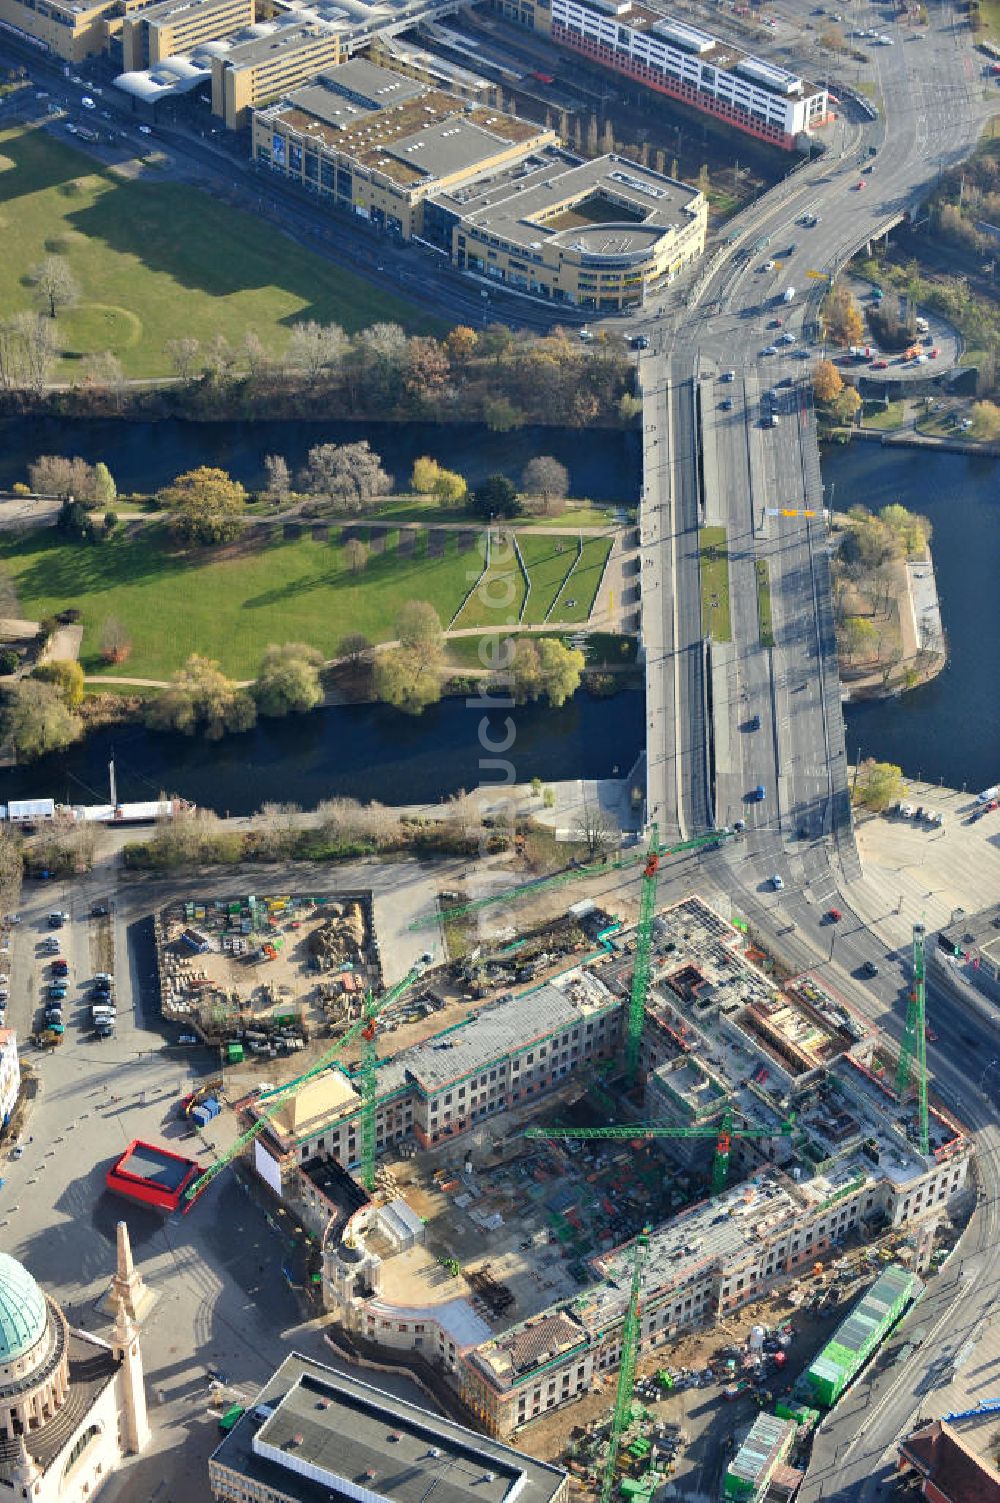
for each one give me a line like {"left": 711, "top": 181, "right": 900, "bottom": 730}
{"left": 203, "top": 334, "right": 235, "bottom": 381}
{"left": 264, "top": 454, "right": 291, "bottom": 504}
{"left": 242, "top": 329, "right": 267, "bottom": 378}
{"left": 0, "top": 312, "right": 57, "bottom": 395}
{"left": 574, "top": 797, "right": 621, "bottom": 859}
{"left": 29, "top": 255, "right": 80, "bottom": 319}
{"left": 521, "top": 456, "right": 570, "bottom": 514}
{"left": 300, "top": 441, "right": 391, "bottom": 511}
{"left": 166, "top": 337, "right": 200, "bottom": 381}
{"left": 286, "top": 320, "right": 348, "bottom": 379}
{"left": 82, "top": 350, "right": 127, "bottom": 409}
{"left": 345, "top": 538, "right": 369, "bottom": 574}
{"left": 338, "top": 632, "right": 372, "bottom": 669}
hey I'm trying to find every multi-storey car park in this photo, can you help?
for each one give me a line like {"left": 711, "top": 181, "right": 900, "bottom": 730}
{"left": 240, "top": 895, "right": 971, "bottom": 1442}
{"left": 493, "top": 0, "right": 830, "bottom": 150}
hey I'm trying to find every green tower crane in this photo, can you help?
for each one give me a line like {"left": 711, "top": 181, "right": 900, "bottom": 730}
{"left": 625, "top": 825, "right": 660, "bottom": 1085}
{"left": 408, "top": 827, "right": 735, "bottom": 932}
{"left": 895, "top": 922, "right": 929, "bottom": 1155}
{"left": 526, "top": 1113, "right": 797, "bottom": 1197}
{"left": 183, "top": 960, "right": 426, "bottom": 1208}
{"left": 600, "top": 1232, "right": 649, "bottom": 1503}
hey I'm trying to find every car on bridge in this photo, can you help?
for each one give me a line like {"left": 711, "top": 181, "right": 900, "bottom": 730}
{"left": 771, "top": 875, "right": 784, "bottom": 891}
{"left": 720, "top": 398, "right": 734, "bottom": 410}
{"left": 749, "top": 785, "right": 766, "bottom": 802}
{"left": 762, "top": 345, "right": 778, "bottom": 356}
{"left": 721, "top": 369, "right": 736, "bottom": 382}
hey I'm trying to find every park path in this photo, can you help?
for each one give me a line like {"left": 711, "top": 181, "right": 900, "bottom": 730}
{"left": 83, "top": 620, "right": 614, "bottom": 690}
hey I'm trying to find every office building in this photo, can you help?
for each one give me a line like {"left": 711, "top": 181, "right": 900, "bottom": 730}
{"left": 120, "top": 0, "right": 252, "bottom": 72}
{"left": 0, "top": 0, "right": 116, "bottom": 62}
{"left": 212, "top": 14, "right": 344, "bottom": 127}
{"left": 252, "top": 58, "right": 707, "bottom": 307}
{"left": 208, "top": 1353, "right": 568, "bottom": 1503}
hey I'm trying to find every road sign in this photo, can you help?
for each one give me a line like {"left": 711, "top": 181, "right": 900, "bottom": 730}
{"left": 806, "top": 269, "right": 831, "bottom": 280}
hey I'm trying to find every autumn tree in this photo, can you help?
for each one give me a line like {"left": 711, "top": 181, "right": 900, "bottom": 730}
{"left": 813, "top": 359, "right": 844, "bottom": 405}
{"left": 445, "top": 326, "right": 478, "bottom": 364}
{"left": 91, "top": 461, "right": 116, "bottom": 507}
{"left": 843, "top": 614, "right": 878, "bottom": 662}
{"left": 510, "top": 638, "right": 543, "bottom": 704}
{"left": 521, "top": 456, "right": 570, "bottom": 514}
{"left": 0, "top": 680, "right": 82, "bottom": 761}
{"left": 970, "top": 399, "right": 1000, "bottom": 440}
{"left": 146, "top": 654, "right": 256, "bottom": 739}
{"left": 99, "top": 616, "right": 132, "bottom": 665}
{"left": 832, "top": 386, "right": 862, "bottom": 424}
{"left": 821, "top": 281, "right": 865, "bottom": 347}
{"left": 880, "top": 503, "right": 930, "bottom": 557}
{"left": 855, "top": 758, "right": 905, "bottom": 812}
{"left": 396, "top": 601, "right": 444, "bottom": 668}
{"left": 29, "top": 255, "right": 80, "bottom": 319}
{"left": 538, "top": 638, "right": 585, "bottom": 706}
{"left": 373, "top": 647, "right": 443, "bottom": 716}
{"left": 32, "top": 659, "right": 85, "bottom": 709}
{"left": 254, "top": 642, "right": 324, "bottom": 717}
{"left": 158, "top": 466, "right": 246, "bottom": 545}
{"left": 404, "top": 337, "right": 450, "bottom": 404}
{"left": 411, "top": 456, "right": 467, "bottom": 506}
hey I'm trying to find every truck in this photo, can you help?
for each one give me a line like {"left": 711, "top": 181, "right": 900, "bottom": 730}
{"left": 782, "top": 286, "right": 796, "bottom": 303}
{"left": 849, "top": 345, "right": 877, "bottom": 361}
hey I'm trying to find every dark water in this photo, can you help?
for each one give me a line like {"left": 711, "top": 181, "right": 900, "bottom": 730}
{"left": 0, "top": 416, "right": 641, "bottom": 502}
{"left": 3, "top": 687, "right": 646, "bottom": 815}
{"left": 830, "top": 443, "right": 1000, "bottom": 792}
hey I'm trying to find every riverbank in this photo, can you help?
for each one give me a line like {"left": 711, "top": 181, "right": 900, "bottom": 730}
{"left": 831, "top": 511, "right": 946, "bottom": 702}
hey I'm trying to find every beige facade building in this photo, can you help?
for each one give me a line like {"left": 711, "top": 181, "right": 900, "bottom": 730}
{"left": 211, "top": 15, "right": 343, "bottom": 128}
{"left": 252, "top": 58, "right": 706, "bottom": 308}
{"left": 0, "top": 0, "right": 116, "bottom": 62}
{"left": 121, "top": 0, "right": 252, "bottom": 73}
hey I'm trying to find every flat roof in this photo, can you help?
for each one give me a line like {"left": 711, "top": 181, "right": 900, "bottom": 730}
{"left": 113, "top": 1139, "right": 200, "bottom": 1192}
{"left": 210, "top": 1353, "right": 567, "bottom": 1503}
{"left": 131, "top": 0, "right": 243, "bottom": 26}
{"left": 438, "top": 151, "right": 702, "bottom": 254}
{"left": 222, "top": 17, "right": 338, "bottom": 67}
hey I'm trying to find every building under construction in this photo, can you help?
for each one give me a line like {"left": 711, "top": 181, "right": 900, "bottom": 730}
{"left": 243, "top": 896, "right": 971, "bottom": 1440}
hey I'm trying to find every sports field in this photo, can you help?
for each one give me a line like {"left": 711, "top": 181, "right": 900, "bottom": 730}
{"left": 0, "top": 124, "right": 435, "bottom": 378}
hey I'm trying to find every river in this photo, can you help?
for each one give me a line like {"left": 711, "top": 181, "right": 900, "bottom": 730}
{"left": 1, "top": 423, "right": 996, "bottom": 810}
{"left": 830, "top": 443, "right": 1000, "bottom": 794}
{"left": 0, "top": 416, "right": 641, "bottom": 501}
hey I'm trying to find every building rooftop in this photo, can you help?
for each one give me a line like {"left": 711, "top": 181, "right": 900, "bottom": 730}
{"left": 210, "top": 1354, "right": 567, "bottom": 1503}
{"left": 220, "top": 16, "right": 338, "bottom": 69}
{"left": 901, "top": 1418, "right": 1000, "bottom": 1503}
{"left": 435, "top": 151, "right": 702, "bottom": 255}
{"left": 261, "top": 63, "right": 547, "bottom": 190}
{"left": 128, "top": 0, "right": 241, "bottom": 26}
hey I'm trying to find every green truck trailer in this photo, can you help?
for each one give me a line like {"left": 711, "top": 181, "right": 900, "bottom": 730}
{"left": 803, "top": 1264, "right": 922, "bottom": 1408}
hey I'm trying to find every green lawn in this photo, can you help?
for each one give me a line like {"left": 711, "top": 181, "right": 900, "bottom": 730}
{"left": 0, "top": 125, "right": 437, "bottom": 378}
{"left": 861, "top": 400, "right": 905, "bottom": 431}
{"left": 551, "top": 538, "right": 613, "bottom": 623}
{"left": 451, "top": 533, "right": 526, "bottom": 629}
{"left": 0, "top": 524, "right": 484, "bottom": 679}
{"left": 699, "top": 526, "right": 732, "bottom": 642}
{"left": 755, "top": 559, "right": 774, "bottom": 648}
{"left": 519, "top": 535, "right": 578, "bottom": 625}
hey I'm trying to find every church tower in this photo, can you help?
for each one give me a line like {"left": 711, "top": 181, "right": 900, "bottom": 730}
{"left": 109, "top": 1227, "right": 151, "bottom": 1455}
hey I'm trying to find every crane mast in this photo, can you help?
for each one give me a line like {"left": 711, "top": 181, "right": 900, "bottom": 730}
{"left": 599, "top": 1233, "right": 648, "bottom": 1503}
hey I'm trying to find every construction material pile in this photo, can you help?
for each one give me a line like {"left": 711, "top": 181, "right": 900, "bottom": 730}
{"left": 308, "top": 903, "right": 367, "bottom": 970}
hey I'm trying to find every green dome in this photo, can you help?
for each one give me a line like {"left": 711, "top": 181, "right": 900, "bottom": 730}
{"left": 0, "top": 1254, "right": 48, "bottom": 1366}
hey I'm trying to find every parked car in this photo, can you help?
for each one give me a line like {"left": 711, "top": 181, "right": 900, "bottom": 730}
{"left": 771, "top": 875, "right": 784, "bottom": 891}
{"left": 826, "top": 908, "right": 843, "bottom": 923}
{"left": 862, "top": 960, "right": 879, "bottom": 977}
{"left": 47, "top": 912, "right": 68, "bottom": 928}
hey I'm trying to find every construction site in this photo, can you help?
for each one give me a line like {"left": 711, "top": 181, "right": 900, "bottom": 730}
{"left": 175, "top": 839, "right": 975, "bottom": 1502}
{"left": 154, "top": 891, "right": 379, "bottom": 1066}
